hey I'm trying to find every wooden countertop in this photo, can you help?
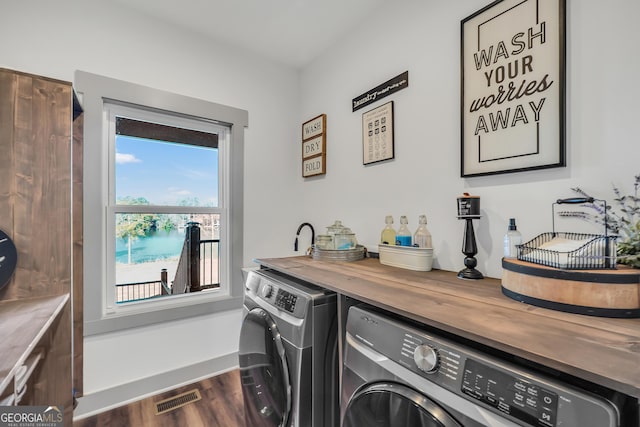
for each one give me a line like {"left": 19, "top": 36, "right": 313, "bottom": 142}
{"left": 0, "top": 294, "right": 70, "bottom": 395}
{"left": 256, "top": 256, "right": 640, "bottom": 399}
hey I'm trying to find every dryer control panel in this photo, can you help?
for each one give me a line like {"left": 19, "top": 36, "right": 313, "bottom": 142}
{"left": 254, "top": 275, "right": 307, "bottom": 319}
{"left": 461, "top": 358, "right": 558, "bottom": 427}
{"left": 274, "top": 288, "right": 298, "bottom": 313}
{"left": 244, "top": 269, "right": 335, "bottom": 321}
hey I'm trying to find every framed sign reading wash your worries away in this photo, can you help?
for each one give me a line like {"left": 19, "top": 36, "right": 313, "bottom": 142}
{"left": 461, "top": 0, "right": 566, "bottom": 177}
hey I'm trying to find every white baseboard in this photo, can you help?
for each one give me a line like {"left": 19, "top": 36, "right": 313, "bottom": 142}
{"left": 73, "top": 352, "right": 239, "bottom": 420}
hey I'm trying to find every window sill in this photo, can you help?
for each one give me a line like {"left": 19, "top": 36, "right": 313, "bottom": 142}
{"left": 84, "top": 294, "right": 243, "bottom": 336}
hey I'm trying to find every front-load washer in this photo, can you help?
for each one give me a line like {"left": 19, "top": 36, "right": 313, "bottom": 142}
{"left": 239, "top": 268, "right": 339, "bottom": 427}
{"left": 342, "top": 305, "right": 623, "bottom": 427}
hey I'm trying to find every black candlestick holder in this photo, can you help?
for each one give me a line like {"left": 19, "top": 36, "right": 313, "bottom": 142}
{"left": 457, "top": 218, "right": 483, "bottom": 279}
{"left": 457, "top": 193, "right": 483, "bottom": 280}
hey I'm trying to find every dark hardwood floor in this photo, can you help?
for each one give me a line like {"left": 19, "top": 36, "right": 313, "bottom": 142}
{"left": 73, "top": 369, "right": 246, "bottom": 427}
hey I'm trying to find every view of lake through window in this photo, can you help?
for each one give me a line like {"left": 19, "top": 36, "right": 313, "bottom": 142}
{"left": 114, "top": 128, "right": 220, "bottom": 303}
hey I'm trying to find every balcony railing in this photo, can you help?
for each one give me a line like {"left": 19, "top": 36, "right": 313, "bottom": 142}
{"left": 116, "top": 222, "right": 220, "bottom": 304}
{"left": 199, "top": 239, "right": 220, "bottom": 290}
{"left": 116, "top": 279, "right": 170, "bottom": 303}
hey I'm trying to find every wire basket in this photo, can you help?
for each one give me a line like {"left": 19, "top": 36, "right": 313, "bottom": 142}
{"left": 517, "top": 232, "right": 617, "bottom": 269}
{"left": 516, "top": 196, "right": 618, "bottom": 270}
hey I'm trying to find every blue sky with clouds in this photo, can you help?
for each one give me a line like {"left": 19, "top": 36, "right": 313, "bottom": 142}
{"left": 115, "top": 135, "right": 218, "bottom": 206}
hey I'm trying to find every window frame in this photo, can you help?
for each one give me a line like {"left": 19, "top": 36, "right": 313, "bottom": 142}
{"left": 76, "top": 71, "right": 247, "bottom": 335}
{"left": 105, "top": 102, "right": 228, "bottom": 313}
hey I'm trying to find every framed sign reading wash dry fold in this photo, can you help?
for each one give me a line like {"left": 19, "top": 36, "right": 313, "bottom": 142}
{"left": 301, "top": 114, "right": 326, "bottom": 178}
{"left": 461, "top": 0, "right": 566, "bottom": 177}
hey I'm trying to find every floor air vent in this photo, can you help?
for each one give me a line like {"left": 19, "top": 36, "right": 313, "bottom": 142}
{"left": 155, "top": 389, "right": 202, "bottom": 415}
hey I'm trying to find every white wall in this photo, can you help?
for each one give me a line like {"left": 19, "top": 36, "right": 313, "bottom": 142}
{"left": 83, "top": 309, "right": 242, "bottom": 392}
{"left": 0, "top": 0, "right": 301, "bottom": 405}
{"left": 298, "top": 0, "right": 640, "bottom": 279}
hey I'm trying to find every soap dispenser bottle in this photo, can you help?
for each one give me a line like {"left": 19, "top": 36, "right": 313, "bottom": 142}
{"left": 380, "top": 215, "right": 396, "bottom": 245}
{"left": 503, "top": 218, "right": 522, "bottom": 258}
{"left": 396, "top": 216, "right": 412, "bottom": 246}
{"left": 413, "top": 214, "right": 432, "bottom": 248}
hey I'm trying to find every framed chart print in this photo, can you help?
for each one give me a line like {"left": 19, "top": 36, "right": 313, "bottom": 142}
{"left": 362, "top": 101, "right": 394, "bottom": 165}
{"left": 461, "top": 0, "right": 566, "bottom": 177}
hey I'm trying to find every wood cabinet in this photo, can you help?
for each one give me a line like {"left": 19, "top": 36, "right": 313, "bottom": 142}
{"left": 0, "top": 296, "right": 69, "bottom": 406}
{"left": 0, "top": 68, "right": 77, "bottom": 425}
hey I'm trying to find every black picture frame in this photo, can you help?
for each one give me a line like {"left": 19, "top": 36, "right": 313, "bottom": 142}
{"left": 461, "top": 0, "right": 566, "bottom": 177}
{"left": 362, "top": 101, "right": 395, "bottom": 165}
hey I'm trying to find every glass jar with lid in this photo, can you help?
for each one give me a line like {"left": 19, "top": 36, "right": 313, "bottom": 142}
{"left": 326, "top": 220, "right": 346, "bottom": 236}
{"left": 315, "top": 234, "right": 334, "bottom": 250}
{"left": 334, "top": 228, "right": 357, "bottom": 250}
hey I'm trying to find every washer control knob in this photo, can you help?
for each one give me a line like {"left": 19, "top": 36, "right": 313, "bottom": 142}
{"left": 413, "top": 345, "right": 439, "bottom": 373}
{"left": 261, "top": 284, "right": 273, "bottom": 299}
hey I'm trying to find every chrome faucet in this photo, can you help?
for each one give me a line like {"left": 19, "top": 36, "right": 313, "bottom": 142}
{"left": 294, "top": 223, "right": 315, "bottom": 251}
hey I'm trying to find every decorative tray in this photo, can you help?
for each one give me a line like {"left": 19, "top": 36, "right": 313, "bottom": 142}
{"left": 311, "top": 245, "right": 366, "bottom": 262}
{"left": 502, "top": 258, "right": 640, "bottom": 318}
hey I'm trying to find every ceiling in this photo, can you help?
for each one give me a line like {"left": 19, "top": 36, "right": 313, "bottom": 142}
{"left": 111, "top": 0, "right": 391, "bottom": 68}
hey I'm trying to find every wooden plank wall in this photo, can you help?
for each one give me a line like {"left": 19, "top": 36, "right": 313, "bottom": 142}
{"left": 0, "top": 68, "right": 72, "bottom": 300}
{"left": 0, "top": 71, "right": 17, "bottom": 265}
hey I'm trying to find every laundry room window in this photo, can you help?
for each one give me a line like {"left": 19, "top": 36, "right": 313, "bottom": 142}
{"left": 77, "top": 71, "right": 248, "bottom": 334}
{"left": 107, "top": 103, "right": 227, "bottom": 311}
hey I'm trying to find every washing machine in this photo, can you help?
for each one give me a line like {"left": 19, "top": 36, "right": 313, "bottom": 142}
{"left": 239, "top": 268, "right": 339, "bottom": 427}
{"left": 341, "top": 305, "right": 625, "bottom": 427}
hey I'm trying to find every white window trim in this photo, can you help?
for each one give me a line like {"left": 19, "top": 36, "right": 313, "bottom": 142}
{"left": 75, "top": 71, "right": 248, "bottom": 335}
{"left": 104, "top": 103, "right": 229, "bottom": 316}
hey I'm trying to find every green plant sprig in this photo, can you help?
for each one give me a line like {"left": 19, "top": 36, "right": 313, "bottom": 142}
{"left": 558, "top": 174, "right": 640, "bottom": 268}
